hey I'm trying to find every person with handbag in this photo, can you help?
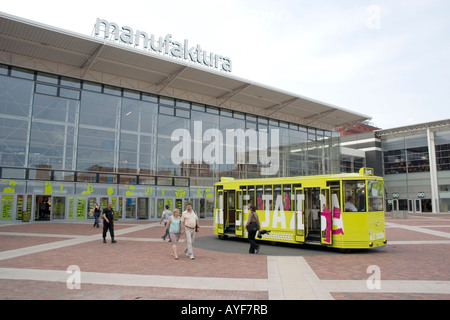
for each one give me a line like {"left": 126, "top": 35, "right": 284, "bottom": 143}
{"left": 246, "top": 204, "right": 260, "bottom": 254}
{"left": 92, "top": 202, "right": 101, "bottom": 228}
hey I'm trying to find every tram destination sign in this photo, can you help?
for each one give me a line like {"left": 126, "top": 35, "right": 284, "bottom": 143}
{"left": 94, "top": 18, "right": 232, "bottom": 73}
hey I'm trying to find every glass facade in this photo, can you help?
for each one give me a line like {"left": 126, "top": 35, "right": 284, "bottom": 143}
{"left": 0, "top": 64, "right": 340, "bottom": 221}
{"left": 381, "top": 130, "right": 450, "bottom": 213}
{"left": 383, "top": 134, "right": 430, "bottom": 175}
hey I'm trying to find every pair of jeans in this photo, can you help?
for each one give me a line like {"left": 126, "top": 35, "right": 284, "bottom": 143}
{"left": 163, "top": 221, "right": 169, "bottom": 239}
{"left": 93, "top": 213, "right": 100, "bottom": 227}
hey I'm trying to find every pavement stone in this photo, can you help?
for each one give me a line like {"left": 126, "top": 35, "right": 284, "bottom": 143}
{"left": 0, "top": 214, "right": 449, "bottom": 301}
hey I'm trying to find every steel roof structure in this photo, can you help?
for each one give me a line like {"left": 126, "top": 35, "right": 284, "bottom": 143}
{"left": 0, "top": 12, "right": 370, "bottom": 131}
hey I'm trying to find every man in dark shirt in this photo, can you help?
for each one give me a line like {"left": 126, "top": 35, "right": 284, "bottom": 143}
{"left": 102, "top": 202, "right": 116, "bottom": 244}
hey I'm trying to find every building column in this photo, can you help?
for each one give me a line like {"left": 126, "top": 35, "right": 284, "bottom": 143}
{"left": 427, "top": 128, "right": 440, "bottom": 213}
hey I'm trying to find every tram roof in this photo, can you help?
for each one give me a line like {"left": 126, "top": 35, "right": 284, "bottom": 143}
{"left": 217, "top": 170, "right": 381, "bottom": 186}
{"left": 0, "top": 12, "right": 370, "bottom": 131}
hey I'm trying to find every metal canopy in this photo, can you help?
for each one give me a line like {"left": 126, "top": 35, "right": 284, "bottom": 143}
{"left": 0, "top": 12, "right": 370, "bottom": 131}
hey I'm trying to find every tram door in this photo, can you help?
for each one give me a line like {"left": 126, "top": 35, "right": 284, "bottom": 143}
{"left": 294, "top": 187, "right": 305, "bottom": 242}
{"left": 216, "top": 189, "right": 224, "bottom": 234}
{"left": 320, "top": 187, "right": 332, "bottom": 245}
{"left": 223, "top": 190, "right": 235, "bottom": 233}
{"left": 235, "top": 190, "right": 243, "bottom": 236}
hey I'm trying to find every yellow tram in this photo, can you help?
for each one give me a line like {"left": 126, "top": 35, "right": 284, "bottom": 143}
{"left": 213, "top": 168, "right": 386, "bottom": 249}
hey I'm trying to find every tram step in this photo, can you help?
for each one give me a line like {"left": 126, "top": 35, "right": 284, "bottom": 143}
{"left": 225, "top": 226, "right": 235, "bottom": 233}
{"left": 306, "top": 230, "right": 321, "bottom": 242}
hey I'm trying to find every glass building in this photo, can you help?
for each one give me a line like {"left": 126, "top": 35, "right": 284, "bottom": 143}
{"left": 379, "top": 121, "right": 450, "bottom": 213}
{"left": 337, "top": 121, "right": 450, "bottom": 213}
{"left": 0, "top": 13, "right": 368, "bottom": 222}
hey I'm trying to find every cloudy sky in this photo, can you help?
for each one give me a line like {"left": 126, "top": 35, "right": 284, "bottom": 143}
{"left": 2, "top": 0, "right": 449, "bottom": 130}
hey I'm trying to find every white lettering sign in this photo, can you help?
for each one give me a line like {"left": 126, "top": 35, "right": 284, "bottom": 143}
{"left": 94, "top": 18, "right": 232, "bottom": 72}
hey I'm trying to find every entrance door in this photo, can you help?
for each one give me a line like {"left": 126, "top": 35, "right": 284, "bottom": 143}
{"left": 408, "top": 199, "right": 422, "bottom": 213}
{"left": 35, "top": 195, "right": 51, "bottom": 221}
{"left": 224, "top": 190, "right": 235, "bottom": 233}
{"left": 392, "top": 199, "right": 399, "bottom": 211}
{"left": 408, "top": 199, "right": 414, "bottom": 213}
{"left": 125, "top": 198, "right": 136, "bottom": 219}
{"left": 320, "top": 187, "right": 332, "bottom": 245}
{"left": 192, "top": 199, "right": 203, "bottom": 218}
{"left": 125, "top": 197, "right": 149, "bottom": 219}
{"left": 415, "top": 199, "right": 422, "bottom": 213}
{"left": 175, "top": 198, "right": 183, "bottom": 213}
{"left": 52, "top": 196, "right": 66, "bottom": 220}
{"left": 137, "top": 197, "right": 149, "bottom": 219}
{"left": 294, "top": 187, "right": 305, "bottom": 242}
{"left": 156, "top": 198, "right": 165, "bottom": 220}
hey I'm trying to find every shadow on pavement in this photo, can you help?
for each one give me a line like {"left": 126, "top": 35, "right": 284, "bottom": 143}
{"left": 195, "top": 235, "right": 343, "bottom": 256}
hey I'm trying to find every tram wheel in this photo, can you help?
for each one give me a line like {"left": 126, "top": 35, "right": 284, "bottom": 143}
{"left": 218, "top": 235, "right": 228, "bottom": 240}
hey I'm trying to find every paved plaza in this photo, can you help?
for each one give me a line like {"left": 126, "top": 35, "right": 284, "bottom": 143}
{"left": 0, "top": 214, "right": 450, "bottom": 300}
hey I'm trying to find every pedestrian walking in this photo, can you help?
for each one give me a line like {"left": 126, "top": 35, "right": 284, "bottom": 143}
{"left": 93, "top": 202, "right": 101, "bottom": 228}
{"left": 246, "top": 204, "right": 260, "bottom": 254}
{"left": 102, "top": 202, "right": 116, "bottom": 244}
{"left": 163, "top": 209, "right": 181, "bottom": 260}
{"left": 180, "top": 203, "right": 199, "bottom": 260}
{"left": 160, "top": 205, "right": 173, "bottom": 241}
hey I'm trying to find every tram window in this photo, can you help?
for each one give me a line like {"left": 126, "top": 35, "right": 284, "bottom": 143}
{"left": 273, "top": 185, "right": 281, "bottom": 208}
{"left": 327, "top": 181, "right": 341, "bottom": 209}
{"left": 368, "top": 180, "right": 384, "bottom": 211}
{"left": 343, "top": 180, "right": 366, "bottom": 212}
{"left": 215, "top": 186, "right": 223, "bottom": 208}
{"left": 332, "top": 191, "right": 340, "bottom": 209}
{"left": 248, "top": 185, "right": 255, "bottom": 206}
{"left": 283, "top": 185, "right": 292, "bottom": 211}
{"left": 236, "top": 191, "right": 242, "bottom": 210}
{"left": 228, "top": 192, "right": 235, "bottom": 209}
{"left": 264, "top": 185, "right": 273, "bottom": 210}
{"left": 238, "top": 185, "right": 246, "bottom": 210}
{"left": 256, "top": 185, "right": 263, "bottom": 210}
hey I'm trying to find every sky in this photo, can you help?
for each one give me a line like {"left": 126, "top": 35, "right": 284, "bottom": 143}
{"left": 2, "top": 0, "right": 449, "bottom": 130}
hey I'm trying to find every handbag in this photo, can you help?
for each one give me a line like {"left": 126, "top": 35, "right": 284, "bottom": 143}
{"left": 246, "top": 210, "right": 260, "bottom": 232}
{"left": 246, "top": 221, "right": 259, "bottom": 232}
